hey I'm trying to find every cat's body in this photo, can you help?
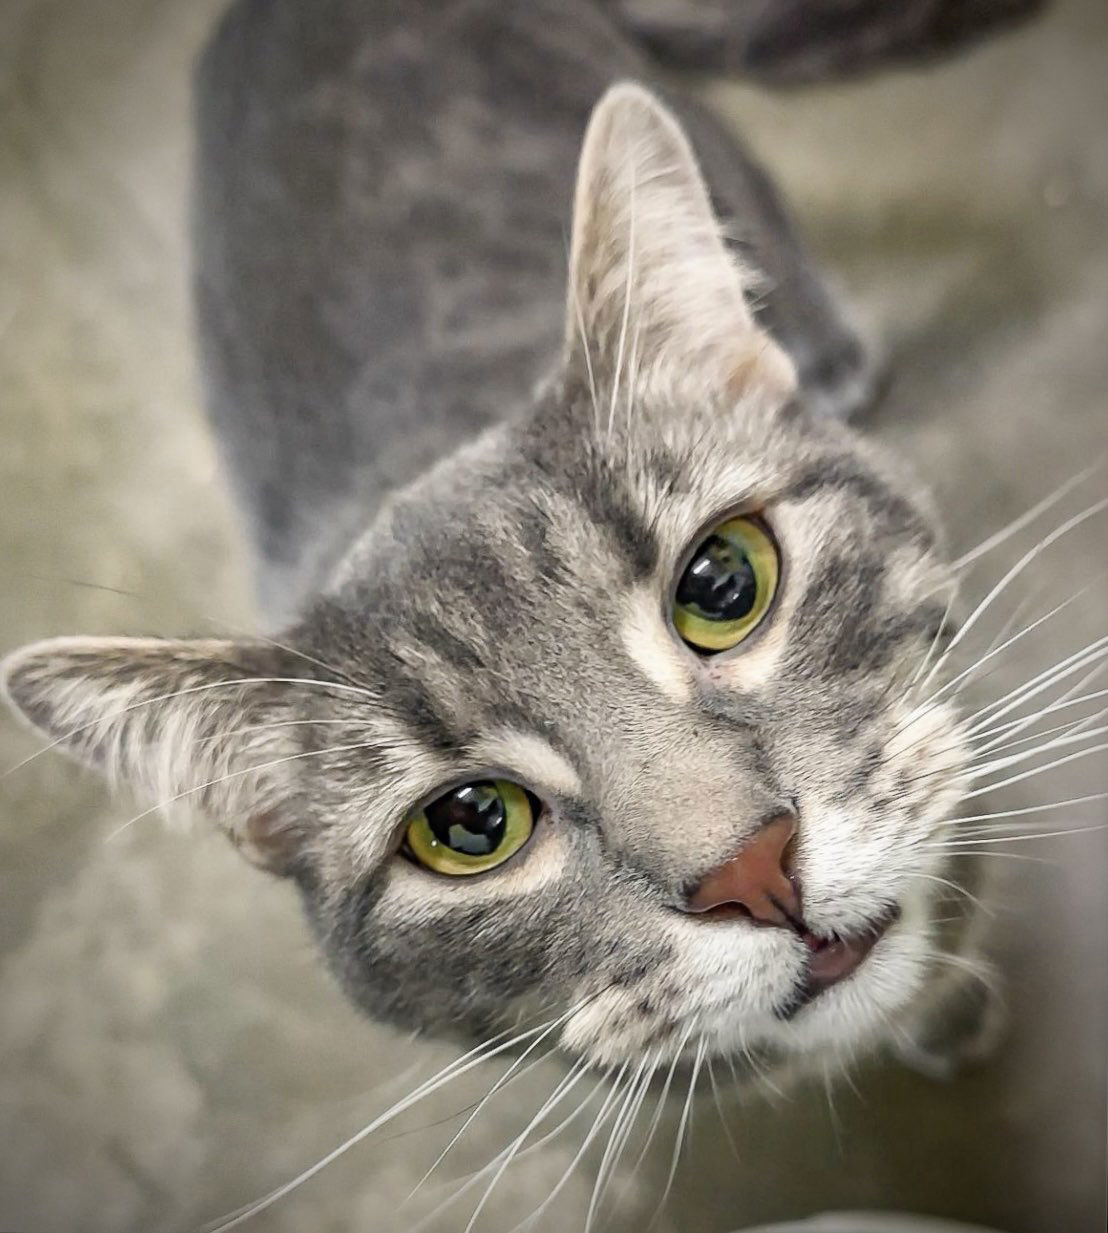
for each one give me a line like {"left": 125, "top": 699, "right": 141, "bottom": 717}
{"left": 2, "top": 0, "right": 1031, "bottom": 1108}
{"left": 193, "top": 0, "right": 872, "bottom": 624}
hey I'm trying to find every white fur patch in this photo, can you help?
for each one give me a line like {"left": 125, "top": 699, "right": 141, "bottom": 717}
{"left": 620, "top": 584, "right": 692, "bottom": 702}
{"left": 469, "top": 729, "right": 582, "bottom": 798}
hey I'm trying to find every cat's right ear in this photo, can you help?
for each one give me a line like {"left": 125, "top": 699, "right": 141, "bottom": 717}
{"left": 1, "top": 635, "right": 320, "bottom": 876}
{"left": 564, "top": 82, "right": 795, "bottom": 408}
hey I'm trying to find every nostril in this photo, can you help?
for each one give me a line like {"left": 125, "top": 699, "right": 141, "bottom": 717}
{"left": 682, "top": 812, "right": 804, "bottom": 929}
{"left": 781, "top": 827, "right": 798, "bottom": 870}
{"left": 695, "top": 901, "right": 755, "bottom": 924}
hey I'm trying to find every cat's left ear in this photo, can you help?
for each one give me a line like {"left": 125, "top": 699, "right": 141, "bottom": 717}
{"left": 1, "top": 636, "right": 315, "bottom": 875}
{"left": 565, "top": 82, "right": 795, "bottom": 406}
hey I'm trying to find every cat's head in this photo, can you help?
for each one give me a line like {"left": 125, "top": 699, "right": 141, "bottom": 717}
{"left": 2, "top": 85, "right": 970, "bottom": 1068}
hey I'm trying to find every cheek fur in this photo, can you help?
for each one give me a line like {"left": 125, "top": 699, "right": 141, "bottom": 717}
{"left": 561, "top": 915, "right": 805, "bottom": 1065}
{"left": 790, "top": 700, "right": 970, "bottom": 916}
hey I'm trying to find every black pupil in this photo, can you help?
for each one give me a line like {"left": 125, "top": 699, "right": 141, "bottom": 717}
{"left": 676, "top": 534, "right": 757, "bottom": 622}
{"left": 425, "top": 782, "right": 506, "bottom": 856}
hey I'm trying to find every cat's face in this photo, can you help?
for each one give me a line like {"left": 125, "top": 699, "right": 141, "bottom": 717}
{"left": 282, "top": 360, "right": 965, "bottom": 1067}
{"left": 1, "top": 86, "right": 971, "bottom": 1070}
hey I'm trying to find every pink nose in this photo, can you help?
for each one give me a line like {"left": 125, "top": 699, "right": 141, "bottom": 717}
{"left": 685, "top": 814, "right": 801, "bottom": 928}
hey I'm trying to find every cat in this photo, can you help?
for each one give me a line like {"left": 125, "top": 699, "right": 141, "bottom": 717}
{"left": 2, "top": 0, "right": 1053, "bottom": 1209}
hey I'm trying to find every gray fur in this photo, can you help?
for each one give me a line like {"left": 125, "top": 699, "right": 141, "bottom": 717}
{"left": 603, "top": 0, "right": 1045, "bottom": 84}
{"left": 192, "top": 0, "right": 874, "bottom": 622}
{"left": 1, "top": 0, "right": 1002, "bottom": 1074}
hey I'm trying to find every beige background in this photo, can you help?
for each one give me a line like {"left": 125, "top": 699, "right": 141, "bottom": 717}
{"left": 1, "top": 1, "right": 1105, "bottom": 1231}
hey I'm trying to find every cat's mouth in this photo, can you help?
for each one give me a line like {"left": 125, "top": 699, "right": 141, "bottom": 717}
{"left": 779, "top": 904, "right": 902, "bottom": 1018}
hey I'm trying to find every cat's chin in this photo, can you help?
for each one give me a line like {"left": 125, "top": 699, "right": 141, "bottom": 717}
{"left": 750, "top": 916, "right": 938, "bottom": 1058}
{"left": 771, "top": 904, "right": 903, "bottom": 1021}
{"left": 560, "top": 892, "right": 937, "bottom": 1070}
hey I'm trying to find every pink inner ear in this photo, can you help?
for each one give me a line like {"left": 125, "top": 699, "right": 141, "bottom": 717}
{"left": 238, "top": 809, "right": 301, "bottom": 877}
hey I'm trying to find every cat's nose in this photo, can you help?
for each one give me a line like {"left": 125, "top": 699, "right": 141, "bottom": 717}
{"left": 683, "top": 813, "right": 802, "bottom": 928}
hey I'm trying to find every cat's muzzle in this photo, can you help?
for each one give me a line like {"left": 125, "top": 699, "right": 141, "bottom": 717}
{"left": 679, "top": 812, "right": 902, "bottom": 1012}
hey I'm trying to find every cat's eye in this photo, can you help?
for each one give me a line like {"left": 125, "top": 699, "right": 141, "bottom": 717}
{"left": 673, "top": 515, "right": 779, "bottom": 653}
{"left": 403, "top": 779, "right": 535, "bottom": 876}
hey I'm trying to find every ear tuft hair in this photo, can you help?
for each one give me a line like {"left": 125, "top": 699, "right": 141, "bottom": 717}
{"left": 2, "top": 636, "right": 309, "bottom": 874}
{"left": 565, "top": 82, "right": 795, "bottom": 407}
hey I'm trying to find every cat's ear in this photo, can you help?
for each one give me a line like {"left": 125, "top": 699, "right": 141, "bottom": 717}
{"left": 1, "top": 636, "right": 311, "bottom": 875}
{"left": 565, "top": 82, "right": 795, "bottom": 405}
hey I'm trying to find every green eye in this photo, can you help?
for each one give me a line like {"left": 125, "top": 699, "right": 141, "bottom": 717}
{"left": 673, "top": 515, "right": 779, "bottom": 653}
{"left": 403, "top": 779, "right": 535, "bottom": 876}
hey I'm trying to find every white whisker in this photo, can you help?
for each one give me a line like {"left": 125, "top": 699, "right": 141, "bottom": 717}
{"left": 961, "top": 660, "right": 1108, "bottom": 744}
{"left": 421, "top": 1059, "right": 609, "bottom": 1226}
{"left": 925, "top": 792, "right": 1108, "bottom": 842}
{"left": 455, "top": 1058, "right": 597, "bottom": 1233}
{"left": 570, "top": 274, "right": 602, "bottom": 441}
{"left": 507, "top": 1062, "right": 629, "bottom": 1233}
{"left": 971, "top": 708, "right": 1107, "bottom": 765}
{"left": 907, "top": 579, "right": 960, "bottom": 692}
{"left": 188, "top": 717, "right": 372, "bottom": 747}
{"left": 927, "top": 822, "right": 1107, "bottom": 849}
{"left": 1, "top": 675, "right": 376, "bottom": 782}
{"left": 906, "top": 871, "right": 991, "bottom": 914}
{"left": 10, "top": 575, "right": 374, "bottom": 694}
{"left": 730, "top": 1033, "right": 785, "bottom": 1100}
{"left": 200, "top": 1018, "right": 559, "bottom": 1233}
{"left": 925, "top": 849, "right": 1072, "bottom": 866}
{"left": 966, "top": 722, "right": 1108, "bottom": 782}
{"left": 624, "top": 317, "right": 642, "bottom": 484}
{"left": 652, "top": 1035, "right": 704, "bottom": 1226}
{"left": 606, "top": 155, "right": 636, "bottom": 447}
{"left": 820, "top": 1061, "right": 844, "bottom": 1154}
{"left": 971, "top": 687, "right": 1108, "bottom": 750}
{"left": 705, "top": 1056, "right": 742, "bottom": 1166}
{"left": 949, "top": 462, "right": 1103, "bottom": 572}
{"left": 912, "top": 580, "right": 1034, "bottom": 713}
{"left": 616, "top": 1028, "right": 691, "bottom": 1214}
{"left": 912, "top": 590, "right": 1084, "bottom": 717}
{"left": 964, "top": 740, "right": 1108, "bottom": 798}
{"left": 586, "top": 1052, "right": 654, "bottom": 1232}
{"left": 941, "top": 497, "right": 1107, "bottom": 659}
{"left": 406, "top": 1013, "right": 570, "bottom": 1203}
{"left": 961, "top": 637, "right": 1108, "bottom": 735}
{"left": 102, "top": 738, "right": 388, "bottom": 842}
{"left": 512, "top": 1066, "right": 610, "bottom": 1163}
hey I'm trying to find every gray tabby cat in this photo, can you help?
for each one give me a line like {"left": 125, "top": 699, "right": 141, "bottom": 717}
{"left": 3, "top": 0, "right": 1030, "bottom": 1149}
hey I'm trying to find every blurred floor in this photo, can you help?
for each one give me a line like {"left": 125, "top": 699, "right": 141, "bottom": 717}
{"left": 0, "top": 1, "right": 1105, "bottom": 1232}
